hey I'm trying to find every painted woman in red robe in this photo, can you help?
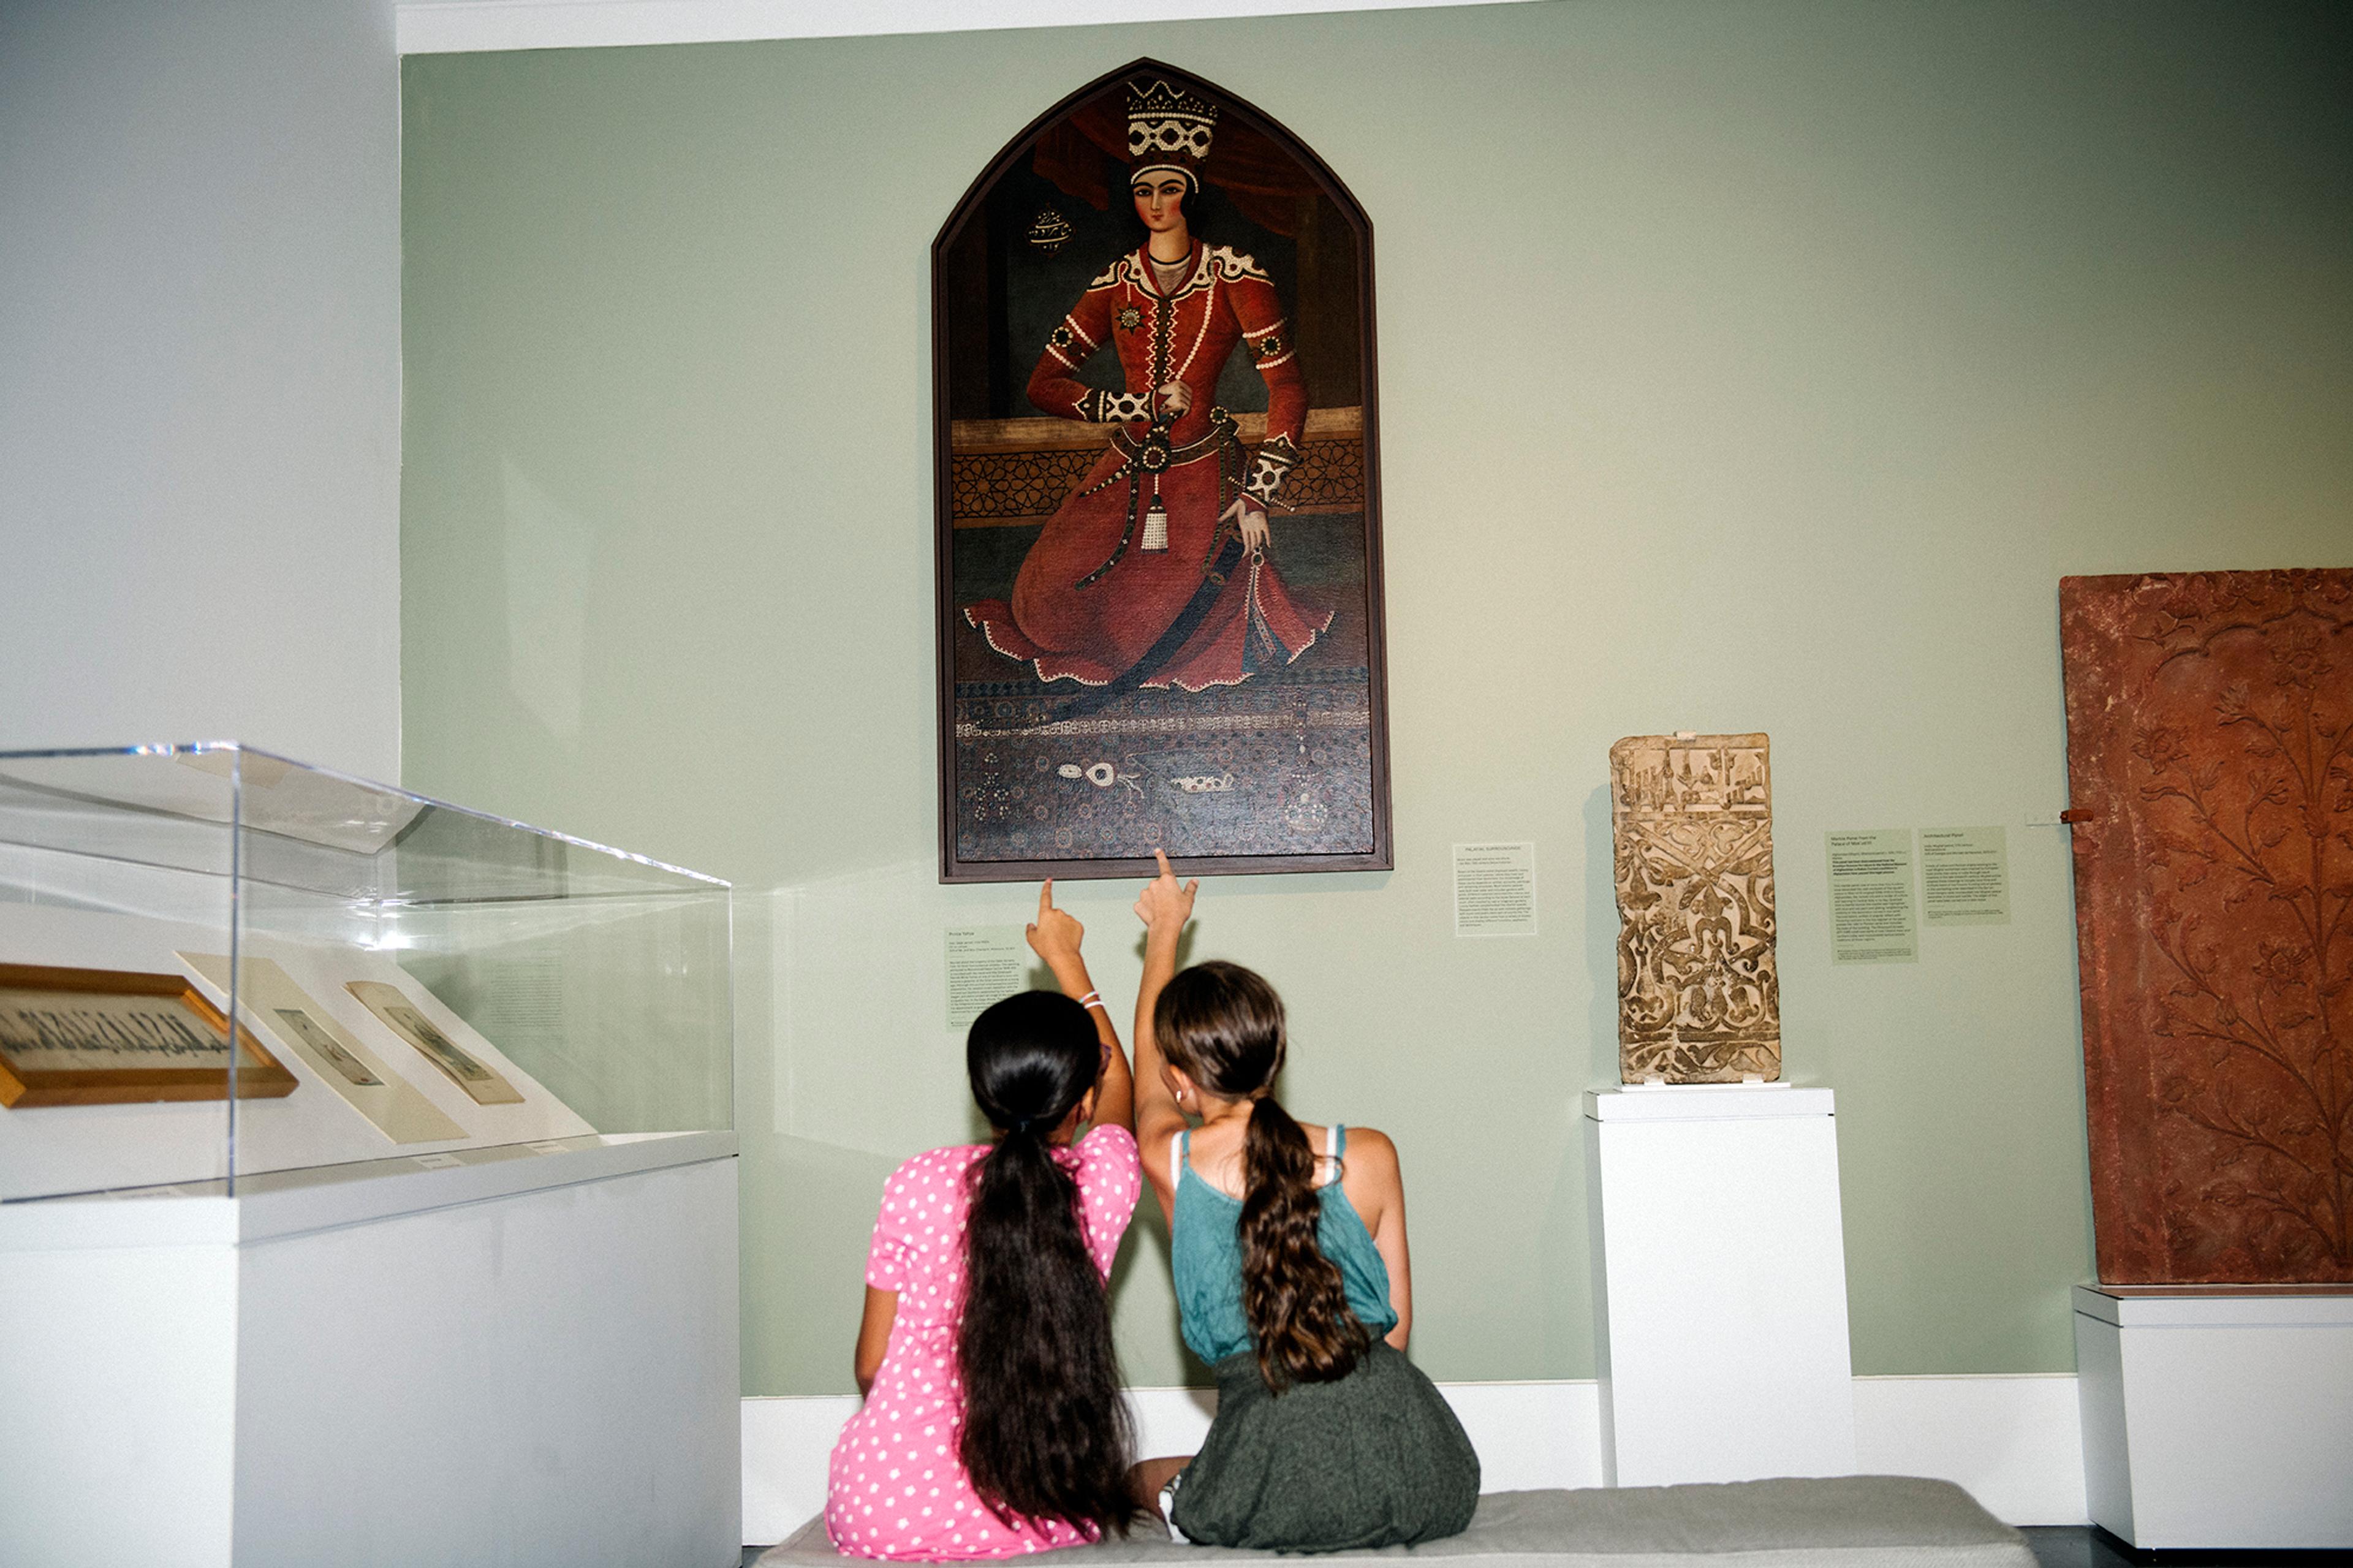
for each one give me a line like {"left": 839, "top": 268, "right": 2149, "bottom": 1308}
{"left": 964, "top": 81, "right": 1331, "bottom": 693}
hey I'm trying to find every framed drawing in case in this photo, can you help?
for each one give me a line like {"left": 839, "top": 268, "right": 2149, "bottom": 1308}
{"left": 934, "top": 59, "right": 1392, "bottom": 882}
{"left": 0, "top": 963, "right": 297, "bottom": 1108}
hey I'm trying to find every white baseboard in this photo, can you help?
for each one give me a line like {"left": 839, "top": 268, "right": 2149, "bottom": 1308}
{"left": 743, "top": 1374, "right": 2086, "bottom": 1545}
{"left": 1852, "top": 1374, "right": 2085, "bottom": 1529}
{"left": 743, "top": 1393, "right": 860, "bottom": 1551}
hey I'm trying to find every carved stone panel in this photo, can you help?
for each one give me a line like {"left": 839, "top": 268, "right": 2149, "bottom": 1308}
{"left": 2061, "top": 570, "right": 2353, "bottom": 1284}
{"left": 1609, "top": 733, "right": 1781, "bottom": 1084}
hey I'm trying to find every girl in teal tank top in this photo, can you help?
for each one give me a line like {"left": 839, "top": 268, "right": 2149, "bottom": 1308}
{"left": 1169, "top": 1120, "right": 1398, "bottom": 1366}
{"left": 1125, "top": 853, "right": 1479, "bottom": 1551}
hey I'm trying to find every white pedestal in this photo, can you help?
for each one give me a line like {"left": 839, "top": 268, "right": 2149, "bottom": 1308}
{"left": 2074, "top": 1284, "right": 2353, "bottom": 1549}
{"left": 0, "top": 1134, "right": 741, "bottom": 1567}
{"left": 1585, "top": 1083, "right": 1856, "bottom": 1487}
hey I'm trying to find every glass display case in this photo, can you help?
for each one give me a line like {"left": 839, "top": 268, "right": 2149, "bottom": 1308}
{"left": 0, "top": 744, "right": 732, "bottom": 1202}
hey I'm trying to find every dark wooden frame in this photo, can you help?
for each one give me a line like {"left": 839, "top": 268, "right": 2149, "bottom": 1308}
{"left": 0, "top": 963, "right": 297, "bottom": 1108}
{"left": 932, "top": 58, "right": 1392, "bottom": 883}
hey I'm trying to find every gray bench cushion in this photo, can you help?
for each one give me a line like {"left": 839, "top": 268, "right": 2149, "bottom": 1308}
{"left": 760, "top": 1477, "right": 2035, "bottom": 1567}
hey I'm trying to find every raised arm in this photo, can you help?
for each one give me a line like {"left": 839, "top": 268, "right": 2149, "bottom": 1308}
{"left": 1131, "top": 849, "right": 1198, "bottom": 1221}
{"left": 1027, "top": 879, "right": 1134, "bottom": 1132}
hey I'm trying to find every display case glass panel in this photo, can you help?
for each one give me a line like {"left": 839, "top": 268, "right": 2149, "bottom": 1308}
{"left": 0, "top": 744, "right": 732, "bottom": 1202}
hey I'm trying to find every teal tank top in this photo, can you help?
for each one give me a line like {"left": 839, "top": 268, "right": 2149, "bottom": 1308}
{"left": 1169, "top": 1124, "right": 1400, "bottom": 1366}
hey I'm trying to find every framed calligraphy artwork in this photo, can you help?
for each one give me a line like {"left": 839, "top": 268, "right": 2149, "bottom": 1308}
{"left": 934, "top": 59, "right": 1391, "bottom": 881}
{"left": 0, "top": 963, "right": 297, "bottom": 1108}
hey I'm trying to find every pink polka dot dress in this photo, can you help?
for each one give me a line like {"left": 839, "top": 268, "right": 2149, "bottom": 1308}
{"left": 825, "top": 1123, "right": 1141, "bottom": 1561}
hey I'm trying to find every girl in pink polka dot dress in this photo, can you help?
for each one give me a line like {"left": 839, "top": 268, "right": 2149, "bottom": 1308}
{"left": 826, "top": 882, "right": 1143, "bottom": 1561}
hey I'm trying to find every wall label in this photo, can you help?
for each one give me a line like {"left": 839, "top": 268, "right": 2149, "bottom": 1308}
{"left": 945, "top": 925, "right": 1028, "bottom": 1031}
{"left": 1825, "top": 829, "right": 1917, "bottom": 964}
{"left": 1921, "top": 826, "right": 2010, "bottom": 926}
{"left": 1453, "top": 842, "right": 1537, "bottom": 937}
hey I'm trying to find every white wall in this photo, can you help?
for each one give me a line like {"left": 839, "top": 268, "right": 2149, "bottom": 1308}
{"left": 392, "top": 0, "right": 1536, "bottom": 53}
{"left": 0, "top": 0, "right": 403, "bottom": 782}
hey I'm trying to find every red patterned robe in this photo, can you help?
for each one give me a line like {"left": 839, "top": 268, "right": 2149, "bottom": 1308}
{"left": 964, "top": 241, "right": 1332, "bottom": 691}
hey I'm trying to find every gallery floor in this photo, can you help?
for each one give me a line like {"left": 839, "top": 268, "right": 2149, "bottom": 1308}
{"left": 2018, "top": 1527, "right": 2340, "bottom": 1565}
{"left": 740, "top": 1525, "right": 2335, "bottom": 1566}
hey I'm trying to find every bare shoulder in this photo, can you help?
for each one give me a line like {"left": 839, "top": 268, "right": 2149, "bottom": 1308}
{"left": 1135, "top": 1106, "right": 1187, "bottom": 1171}
{"left": 1134, "top": 1112, "right": 1186, "bottom": 1206}
{"left": 1344, "top": 1126, "right": 1400, "bottom": 1177}
{"left": 1335, "top": 1124, "right": 1399, "bottom": 1196}
{"left": 1334, "top": 1124, "right": 1403, "bottom": 1227}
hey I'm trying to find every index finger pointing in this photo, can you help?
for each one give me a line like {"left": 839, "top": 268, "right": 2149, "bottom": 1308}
{"left": 1039, "top": 879, "right": 1055, "bottom": 917}
{"left": 1154, "top": 848, "right": 1173, "bottom": 877}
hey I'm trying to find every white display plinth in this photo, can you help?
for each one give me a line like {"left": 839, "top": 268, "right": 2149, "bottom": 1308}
{"left": 1585, "top": 1083, "right": 1856, "bottom": 1487}
{"left": 2074, "top": 1284, "right": 2353, "bottom": 1549}
{"left": 0, "top": 1134, "right": 740, "bottom": 1568}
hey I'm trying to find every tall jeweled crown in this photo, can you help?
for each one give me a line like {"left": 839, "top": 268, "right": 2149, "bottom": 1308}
{"left": 1127, "top": 79, "right": 1218, "bottom": 186}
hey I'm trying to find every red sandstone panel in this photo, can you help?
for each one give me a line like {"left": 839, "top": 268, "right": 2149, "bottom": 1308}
{"left": 2061, "top": 570, "right": 2353, "bottom": 1284}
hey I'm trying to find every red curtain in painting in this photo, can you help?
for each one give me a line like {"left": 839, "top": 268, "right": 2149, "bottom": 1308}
{"left": 1031, "top": 99, "right": 1319, "bottom": 235}
{"left": 2061, "top": 570, "right": 2353, "bottom": 1283}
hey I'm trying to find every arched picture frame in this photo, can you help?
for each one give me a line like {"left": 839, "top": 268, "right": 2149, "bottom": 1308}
{"left": 933, "top": 59, "right": 1392, "bottom": 882}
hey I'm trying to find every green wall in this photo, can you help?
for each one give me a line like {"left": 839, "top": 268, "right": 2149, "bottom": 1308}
{"left": 399, "top": 0, "right": 2353, "bottom": 1394}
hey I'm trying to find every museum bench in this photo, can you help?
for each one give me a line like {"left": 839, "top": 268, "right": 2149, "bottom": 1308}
{"left": 761, "top": 1476, "right": 2034, "bottom": 1567}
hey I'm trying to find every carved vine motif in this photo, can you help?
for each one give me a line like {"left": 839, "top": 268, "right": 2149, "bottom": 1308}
{"left": 2120, "top": 571, "right": 2353, "bottom": 1275}
{"left": 1609, "top": 734, "right": 1781, "bottom": 1083}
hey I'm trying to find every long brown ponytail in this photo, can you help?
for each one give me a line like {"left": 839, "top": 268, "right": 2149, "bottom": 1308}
{"left": 1240, "top": 1094, "right": 1373, "bottom": 1388}
{"left": 1155, "top": 961, "right": 1370, "bottom": 1392}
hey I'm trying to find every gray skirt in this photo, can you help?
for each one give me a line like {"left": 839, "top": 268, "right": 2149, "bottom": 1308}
{"left": 1169, "top": 1343, "right": 1480, "bottom": 1552}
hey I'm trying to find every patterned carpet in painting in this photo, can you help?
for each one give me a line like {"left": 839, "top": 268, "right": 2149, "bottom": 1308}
{"left": 954, "top": 667, "right": 1373, "bottom": 866}
{"left": 950, "top": 513, "right": 1374, "bottom": 869}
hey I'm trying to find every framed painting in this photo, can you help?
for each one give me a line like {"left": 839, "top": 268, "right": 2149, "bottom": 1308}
{"left": 0, "top": 963, "right": 297, "bottom": 1108}
{"left": 934, "top": 59, "right": 1392, "bottom": 882}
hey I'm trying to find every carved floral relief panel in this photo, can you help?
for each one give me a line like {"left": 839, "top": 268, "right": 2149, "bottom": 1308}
{"left": 2061, "top": 570, "right": 2353, "bottom": 1283}
{"left": 1609, "top": 733, "right": 1781, "bottom": 1084}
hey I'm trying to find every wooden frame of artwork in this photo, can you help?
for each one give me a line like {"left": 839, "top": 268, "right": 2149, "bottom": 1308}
{"left": 933, "top": 58, "right": 1392, "bottom": 882}
{"left": 0, "top": 963, "right": 297, "bottom": 1108}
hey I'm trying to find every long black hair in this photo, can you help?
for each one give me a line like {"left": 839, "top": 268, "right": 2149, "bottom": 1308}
{"left": 958, "top": 990, "right": 1135, "bottom": 1536}
{"left": 1154, "top": 961, "right": 1370, "bottom": 1393}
